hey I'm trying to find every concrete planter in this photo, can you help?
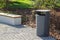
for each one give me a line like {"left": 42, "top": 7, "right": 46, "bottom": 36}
{"left": 0, "top": 13, "right": 22, "bottom": 25}
{"left": 35, "top": 10, "right": 50, "bottom": 37}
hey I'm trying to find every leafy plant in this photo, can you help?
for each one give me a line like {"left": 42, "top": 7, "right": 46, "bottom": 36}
{"left": 54, "top": 0, "right": 60, "bottom": 8}
{"left": 34, "top": 0, "right": 60, "bottom": 9}
{"left": 6, "top": 0, "right": 34, "bottom": 9}
{"left": 0, "top": 0, "right": 6, "bottom": 9}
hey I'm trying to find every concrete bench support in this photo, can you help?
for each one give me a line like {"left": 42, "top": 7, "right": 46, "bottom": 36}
{"left": 0, "top": 13, "right": 22, "bottom": 25}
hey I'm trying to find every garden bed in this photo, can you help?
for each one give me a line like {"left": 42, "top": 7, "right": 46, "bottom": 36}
{"left": 50, "top": 10, "right": 60, "bottom": 40}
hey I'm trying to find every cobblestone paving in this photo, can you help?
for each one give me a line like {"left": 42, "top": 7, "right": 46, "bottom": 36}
{"left": 0, "top": 23, "right": 55, "bottom": 40}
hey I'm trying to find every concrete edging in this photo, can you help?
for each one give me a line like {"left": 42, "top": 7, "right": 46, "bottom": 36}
{"left": 0, "top": 13, "right": 22, "bottom": 25}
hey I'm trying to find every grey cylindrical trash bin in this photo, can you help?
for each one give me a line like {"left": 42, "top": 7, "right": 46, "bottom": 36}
{"left": 36, "top": 10, "right": 50, "bottom": 37}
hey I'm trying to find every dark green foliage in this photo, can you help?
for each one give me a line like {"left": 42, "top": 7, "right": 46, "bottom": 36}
{"left": 0, "top": 0, "right": 34, "bottom": 9}
{"left": 54, "top": 0, "right": 60, "bottom": 8}
{"left": 0, "top": 0, "right": 60, "bottom": 9}
{"left": 0, "top": 0, "right": 6, "bottom": 9}
{"left": 6, "top": 1, "right": 33, "bottom": 9}
{"left": 34, "top": 0, "right": 60, "bottom": 9}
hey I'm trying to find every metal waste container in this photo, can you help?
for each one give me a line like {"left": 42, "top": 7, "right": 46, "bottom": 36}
{"left": 35, "top": 10, "right": 50, "bottom": 37}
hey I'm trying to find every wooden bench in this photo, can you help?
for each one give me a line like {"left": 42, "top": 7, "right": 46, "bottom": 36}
{"left": 0, "top": 13, "right": 22, "bottom": 25}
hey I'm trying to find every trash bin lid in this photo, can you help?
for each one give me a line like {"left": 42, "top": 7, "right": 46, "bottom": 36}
{"left": 35, "top": 10, "right": 50, "bottom": 12}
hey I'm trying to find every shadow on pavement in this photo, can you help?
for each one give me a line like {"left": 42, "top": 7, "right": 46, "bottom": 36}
{"left": 0, "top": 22, "right": 25, "bottom": 28}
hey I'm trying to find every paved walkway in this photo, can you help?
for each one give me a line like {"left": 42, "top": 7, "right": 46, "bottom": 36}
{"left": 0, "top": 23, "right": 55, "bottom": 40}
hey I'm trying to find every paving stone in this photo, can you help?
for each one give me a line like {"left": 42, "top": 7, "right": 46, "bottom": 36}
{"left": 0, "top": 23, "right": 55, "bottom": 40}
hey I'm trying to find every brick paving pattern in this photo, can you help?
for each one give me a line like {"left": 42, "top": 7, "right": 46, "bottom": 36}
{"left": 0, "top": 23, "right": 55, "bottom": 40}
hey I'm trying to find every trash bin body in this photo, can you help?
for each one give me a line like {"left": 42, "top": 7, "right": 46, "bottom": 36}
{"left": 36, "top": 10, "right": 50, "bottom": 37}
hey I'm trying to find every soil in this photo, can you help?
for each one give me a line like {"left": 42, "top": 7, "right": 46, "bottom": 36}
{"left": 50, "top": 10, "right": 60, "bottom": 40}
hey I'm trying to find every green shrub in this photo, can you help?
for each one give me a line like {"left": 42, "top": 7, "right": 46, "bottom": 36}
{"left": 54, "top": 0, "right": 60, "bottom": 8}
{"left": 34, "top": 0, "right": 60, "bottom": 9}
{"left": 0, "top": 0, "right": 6, "bottom": 9}
{"left": 6, "top": 1, "right": 33, "bottom": 9}
{"left": 6, "top": 0, "right": 34, "bottom": 9}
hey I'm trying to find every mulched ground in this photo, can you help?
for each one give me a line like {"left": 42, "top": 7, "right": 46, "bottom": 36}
{"left": 50, "top": 10, "right": 60, "bottom": 40}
